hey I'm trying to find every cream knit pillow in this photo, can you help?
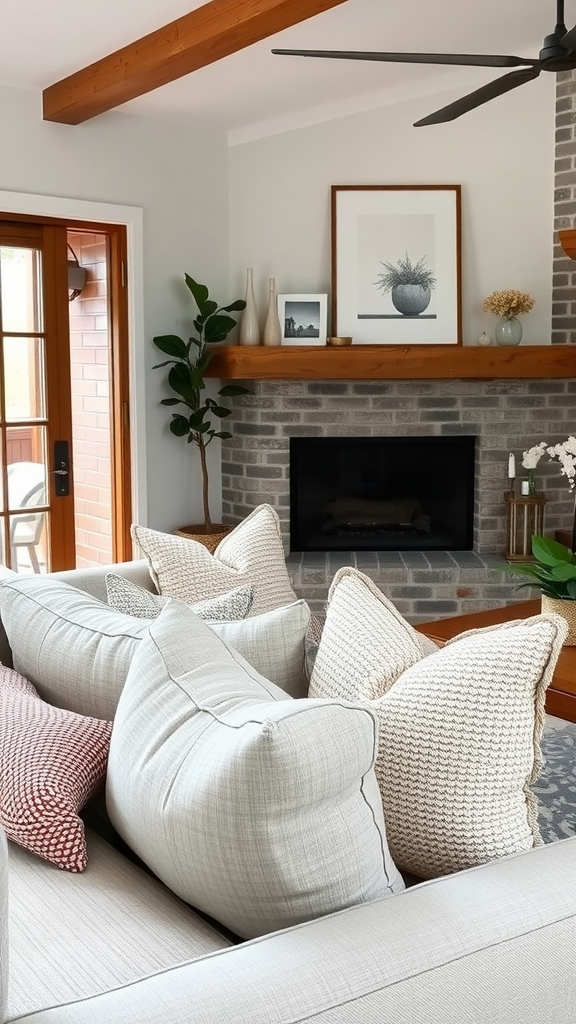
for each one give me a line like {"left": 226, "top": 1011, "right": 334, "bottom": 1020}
{"left": 131, "top": 504, "right": 297, "bottom": 617}
{"left": 308, "top": 567, "right": 429, "bottom": 702}
{"left": 310, "top": 567, "right": 568, "bottom": 879}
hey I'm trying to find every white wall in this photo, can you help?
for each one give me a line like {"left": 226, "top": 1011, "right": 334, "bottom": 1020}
{"left": 0, "top": 83, "right": 229, "bottom": 532}
{"left": 229, "top": 76, "right": 556, "bottom": 346}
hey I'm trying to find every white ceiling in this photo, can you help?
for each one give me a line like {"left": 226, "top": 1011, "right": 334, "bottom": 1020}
{"left": 0, "top": 0, "right": 569, "bottom": 141}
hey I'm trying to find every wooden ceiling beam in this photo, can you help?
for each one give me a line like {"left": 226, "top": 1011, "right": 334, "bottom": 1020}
{"left": 42, "top": 0, "right": 350, "bottom": 125}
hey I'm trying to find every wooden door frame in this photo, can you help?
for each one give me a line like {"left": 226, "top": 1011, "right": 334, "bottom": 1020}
{"left": 0, "top": 211, "right": 133, "bottom": 565}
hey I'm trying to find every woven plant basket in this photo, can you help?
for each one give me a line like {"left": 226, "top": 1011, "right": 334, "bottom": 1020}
{"left": 541, "top": 595, "right": 576, "bottom": 646}
{"left": 175, "top": 523, "right": 234, "bottom": 554}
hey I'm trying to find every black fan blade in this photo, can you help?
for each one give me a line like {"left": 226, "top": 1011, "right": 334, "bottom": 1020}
{"left": 562, "top": 23, "right": 576, "bottom": 50}
{"left": 271, "top": 48, "right": 539, "bottom": 69}
{"left": 414, "top": 67, "right": 541, "bottom": 127}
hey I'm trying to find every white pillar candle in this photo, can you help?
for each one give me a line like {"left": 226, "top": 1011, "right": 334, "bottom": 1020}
{"left": 508, "top": 453, "right": 516, "bottom": 478}
{"left": 521, "top": 480, "right": 530, "bottom": 495}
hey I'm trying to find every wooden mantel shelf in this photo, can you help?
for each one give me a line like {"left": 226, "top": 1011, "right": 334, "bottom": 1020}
{"left": 205, "top": 344, "right": 575, "bottom": 381}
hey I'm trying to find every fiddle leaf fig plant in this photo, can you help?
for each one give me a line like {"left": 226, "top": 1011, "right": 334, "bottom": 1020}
{"left": 153, "top": 274, "right": 251, "bottom": 532}
{"left": 502, "top": 535, "right": 576, "bottom": 600}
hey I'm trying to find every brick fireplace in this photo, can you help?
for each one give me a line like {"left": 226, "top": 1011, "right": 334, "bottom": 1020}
{"left": 220, "top": 377, "right": 575, "bottom": 621}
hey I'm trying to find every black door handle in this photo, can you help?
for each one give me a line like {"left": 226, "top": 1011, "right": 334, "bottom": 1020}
{"left": 53, "top": 440, "right": 70, "bottom": 497}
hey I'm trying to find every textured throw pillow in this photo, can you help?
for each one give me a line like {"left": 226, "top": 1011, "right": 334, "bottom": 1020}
{"left": 105, "top": 574, "right": 254, "bottom": 621}
{"left": 106, "top": 602, "right": 404, "bottom": 940}
{"left": 0, "top": 576, "right": 309, "bottom": 717}
{"left": 310, "top": 568, "right": 568, "bottom": 879}
{"left": 308, "top": 567, "right": 429, "bottom": 702}
{"left": 131, "top": 504, "right": 297, "bottom": 617}
{"left": 0, "top": 665, "right": 111, "bottom": 872}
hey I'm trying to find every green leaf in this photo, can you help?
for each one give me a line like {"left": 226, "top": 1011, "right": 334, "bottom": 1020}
{"left": 160, "top": 397, "right": 181, "bottom": 406}
{"left": 152, "top": 359, "right": 177, "bottom": 369}
{"left": 184, "top": 275, "right": 209, "bottom": 312}
{"left": 153, "top": 335, "right": 188, "bottom": 359}
{"left": 188, "top": 408, "right": 208, "bottom": 430}
{"left": 550, "top": 564, "right": 576, "bottom": 581}
{"left": 532, "top": 534, "right": 576, "bottom": 567}
{"left": 220, "top": 299, "right": 246, "bottom": 313}
{"left": 168, "top": 363, "right": 194, "bottom": 405}
{"left": 213, "top": 431, "right": 233, "bottom": 440}
{"left": 204, "top": 314, "right": 237, "bottom": 344}
{"left": 169, "top": 416, "right": 190, "bottom": 438}
{"left": 212, "top": 405, "right": 231, "bottom": 418}
{"left": 218, "top": 384, "right": 253, "bottom": 397}
{"left": 568, "top": 580, "right": 576, "bottom": 599}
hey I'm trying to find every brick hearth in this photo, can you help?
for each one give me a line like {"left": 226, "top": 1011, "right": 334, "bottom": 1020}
{"left": 221, "top": 378, "right": 575, "bottom": 621}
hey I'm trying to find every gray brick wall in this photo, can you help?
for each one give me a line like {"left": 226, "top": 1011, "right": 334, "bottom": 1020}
{"left": 554, "top": 69, "right": 576, "bottom": 344}
{"left": 221, "top": 379, "right": 575, "bottom": 621}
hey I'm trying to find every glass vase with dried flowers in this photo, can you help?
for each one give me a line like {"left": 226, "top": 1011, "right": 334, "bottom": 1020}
{"left": 482, "top": 289, "right": 535, "bottom": 346}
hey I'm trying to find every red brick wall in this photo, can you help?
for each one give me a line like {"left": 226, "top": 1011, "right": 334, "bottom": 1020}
{"left": 67, "top": 231, "right": 113, "bottom": 567}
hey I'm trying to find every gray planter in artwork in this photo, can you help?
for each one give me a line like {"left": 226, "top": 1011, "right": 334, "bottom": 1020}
{"left": 391, "top": 284, "right": 431, "bottom": 316}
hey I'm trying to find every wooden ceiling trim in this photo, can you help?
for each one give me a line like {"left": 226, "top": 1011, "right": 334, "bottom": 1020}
{"left": 42, "top": 0, "right": 350, "bottom": 125}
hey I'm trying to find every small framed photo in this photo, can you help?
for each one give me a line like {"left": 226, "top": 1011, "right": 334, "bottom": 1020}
{"left": 278, "top": 293, "right": 328, "bottom": 346}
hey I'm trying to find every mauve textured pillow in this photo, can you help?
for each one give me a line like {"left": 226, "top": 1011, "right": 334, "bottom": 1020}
{"left": 0, "top": 665, "right": 111, "bottom": 872}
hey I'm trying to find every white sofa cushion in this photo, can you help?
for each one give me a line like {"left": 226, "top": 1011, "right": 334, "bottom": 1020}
{"left": 310, "top": 567, "right": 567, "bottom": 878}
{"left": 0, "top": 577, "right": 310, "bottom": 718}
{"left": 5, "top": 829, "right": 230, "bottom": 1020}
{"left": 131, "top": 504, "right": 297, "bottom": 616}
{"left": 105, "top": 574, "right": 254, "bottom": 621}
{"left": 106, "top": 602, "right": 403, "bottom": 940}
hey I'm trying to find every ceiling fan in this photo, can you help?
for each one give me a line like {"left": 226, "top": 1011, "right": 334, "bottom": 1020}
{"left": 272, "top": 0, "right": 576, "bottom": 126}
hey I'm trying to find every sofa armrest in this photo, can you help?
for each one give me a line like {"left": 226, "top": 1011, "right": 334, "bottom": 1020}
{"left": 10, "top": 837, "right": 576, "bottom": 1024}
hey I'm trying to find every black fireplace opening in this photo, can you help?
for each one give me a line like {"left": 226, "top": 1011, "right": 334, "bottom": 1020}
{"left": 290, "top": 435, "right": 476, "bottom": 552}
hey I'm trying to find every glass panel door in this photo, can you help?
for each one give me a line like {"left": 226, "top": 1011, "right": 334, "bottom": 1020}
{"left": 0, "top": 224, "right": 74, "bottom": 573}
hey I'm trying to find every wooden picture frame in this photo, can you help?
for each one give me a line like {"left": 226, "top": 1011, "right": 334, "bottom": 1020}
{"left": 278, "top": 293, "right": 328, "bottom": 346}
{"left": 331, "top": 184, "right": 462, "bottom": 345}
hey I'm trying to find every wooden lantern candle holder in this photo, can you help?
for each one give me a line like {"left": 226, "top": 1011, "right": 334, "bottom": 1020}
{"left": 505, "top": 492, "right": 547, "bottom": 561}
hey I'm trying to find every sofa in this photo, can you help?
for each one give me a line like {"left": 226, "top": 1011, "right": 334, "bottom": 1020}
{"left": 0, "top": 542, "right": 575, "bottom": 1023}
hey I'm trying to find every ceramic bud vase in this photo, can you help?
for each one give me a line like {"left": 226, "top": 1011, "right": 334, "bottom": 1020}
{"left": 238, "top": 268, "right": 260, "bottom": 346}
{"left": 263, "top": 277, "right": 282, "bottom": 346}
{"left": 494, "top": 316, "right": 522, "bottom": 346}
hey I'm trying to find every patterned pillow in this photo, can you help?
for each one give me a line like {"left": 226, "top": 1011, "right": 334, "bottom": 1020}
{"left": 105, "top": 574, "right": 254, "bottom": 621}
{"left": 0, "top": 665, "right": 111, "bottom": 872}
{"left": 131, "top": 504, "right": 297, "bottom": 617}
{"left": 310, "top": 567, "right": 568, "bottom": 879}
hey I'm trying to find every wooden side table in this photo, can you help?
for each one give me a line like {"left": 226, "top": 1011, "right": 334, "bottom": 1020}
{"left": 415, "top": 600, "right": 576, "bottom": 723}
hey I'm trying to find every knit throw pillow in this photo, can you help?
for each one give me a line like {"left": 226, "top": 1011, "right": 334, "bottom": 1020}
{"left": 310, "top": 567, "right": 568, "bottom": 878}
{"left": 105, "top": 574, "right": 254, "bottom": 621}
{"left": 0, "top": 665, "right": 111, "bottom": 872}
{"left": 131, "top": 504, "right": 297, "bottom": 617}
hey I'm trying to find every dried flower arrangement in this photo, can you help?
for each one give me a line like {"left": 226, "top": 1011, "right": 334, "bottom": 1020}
{"left": 482, "top": 289, "right": 535, "bottom": 319}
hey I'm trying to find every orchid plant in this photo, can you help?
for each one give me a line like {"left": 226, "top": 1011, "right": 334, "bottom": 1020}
{"left": 521, "top": 435, "right": 576, "bottom": 554}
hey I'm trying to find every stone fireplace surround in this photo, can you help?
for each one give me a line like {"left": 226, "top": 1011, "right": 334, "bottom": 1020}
{"left": 221, "top": 377, "right": 575, "bottom": 622}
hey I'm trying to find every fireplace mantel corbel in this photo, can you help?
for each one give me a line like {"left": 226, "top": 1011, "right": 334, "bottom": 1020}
{"left": 559, "top": 228, "right": 576, "bottom": 260}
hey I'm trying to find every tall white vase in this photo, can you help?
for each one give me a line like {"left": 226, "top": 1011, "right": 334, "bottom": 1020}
{"left": 263, "top": 277, "right": 282, "bottom": 346}
{"left": 238, "top": 268, "right": 260, "bottom": 346}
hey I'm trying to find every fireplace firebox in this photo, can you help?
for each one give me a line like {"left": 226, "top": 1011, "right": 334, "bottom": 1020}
{"left": 290, "top": 436, "right": 475, "bottom": 552}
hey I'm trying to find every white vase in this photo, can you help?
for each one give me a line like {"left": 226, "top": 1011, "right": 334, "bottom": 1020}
{"left": 263, "top": 277, "right": 282, "bottom": 346}
{"left": 238, "top": 268, "right": 260, "bottom": 346}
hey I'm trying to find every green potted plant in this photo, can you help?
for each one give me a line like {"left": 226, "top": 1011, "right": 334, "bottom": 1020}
{"left": 153, "top": 274, "right": 251, "bottom": 551}
{"left": 503, "top": 535, "right": 576, "bottom": 645}
{"left": 374, "top": 252, "right": 437, "bottom": 316}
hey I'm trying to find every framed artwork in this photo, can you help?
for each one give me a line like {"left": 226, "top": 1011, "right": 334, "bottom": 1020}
{"left": 278, "top": 293, "right": 328, "bottom": 346}
{"left": 331, "top": 185, "right": 462, "bottom": 345}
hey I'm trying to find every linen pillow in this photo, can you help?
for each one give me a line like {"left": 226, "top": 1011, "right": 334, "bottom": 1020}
{"left": 131, "top": 504, "right": 297, "bottom": 617}
{"left": 0, "top": 576, "right": 309, "bottom": 717}
{"left": 0, "top": 664, "right": 111, "bottom": 872}
{"left": 106, "top": 602, "right": 404, "bottom": 940}
{"left": 310, "top": 568, "right": 568, "bottom": 879}
{"left": 105, "top": 574, "right": 254, "bottom": 621}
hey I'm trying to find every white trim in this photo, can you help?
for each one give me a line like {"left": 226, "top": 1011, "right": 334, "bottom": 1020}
{"left": 0, "top": 190, "right": 147, "bottom": 529}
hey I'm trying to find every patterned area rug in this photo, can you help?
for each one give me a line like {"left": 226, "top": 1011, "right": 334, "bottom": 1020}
{"left": 536, "top": 716, "right": 576, "bottom": 843}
